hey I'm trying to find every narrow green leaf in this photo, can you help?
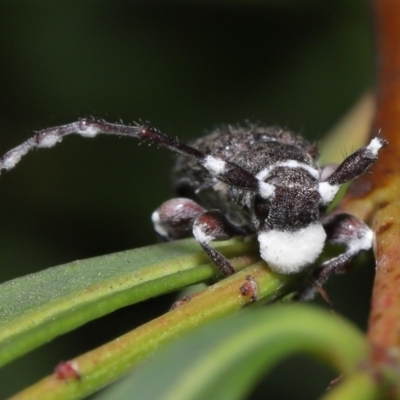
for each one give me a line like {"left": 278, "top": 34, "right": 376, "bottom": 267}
{"left": 0, "top": 238, "right": 258, "bottom": 367}
{"left": 10, "top": 261, "right": 298, "bottom": 400}
{"left": 97, "top": 305, "right": 369, "bottom": 400}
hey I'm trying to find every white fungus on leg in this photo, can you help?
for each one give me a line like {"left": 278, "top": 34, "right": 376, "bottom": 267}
{"left": 193, "top": 223, "right": 213, "bottom": 244}
{"left": 318, "top": 181, "right": 340, "bottom": 204}
{"left": 76, "top": 126, "right": 100, "bottom": 138}
{"left": 366, "top": 137, "right": 386, "bottom": 156}
{"left": 37, "top": 134, "right": 62, "bottom": 148}
{"left": 151, "top": 210, "right": 169, "bottom": 238}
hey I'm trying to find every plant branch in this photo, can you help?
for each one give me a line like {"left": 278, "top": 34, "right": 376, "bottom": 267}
{"left": 338, "top": 0, "right": 400, "bottom": 373}
{"left": 8, "top": 262, "right": 298, "bottom": 400}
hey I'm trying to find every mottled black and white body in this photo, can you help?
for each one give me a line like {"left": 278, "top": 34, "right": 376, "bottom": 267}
{"left": 169, "top": 126, "right": 325, "bottom": 274}
{"left": 152, "top": 125, "right": 386, "bottom": 280}
{"left": 0, "top": 119, "right": 387, "bottom": 294}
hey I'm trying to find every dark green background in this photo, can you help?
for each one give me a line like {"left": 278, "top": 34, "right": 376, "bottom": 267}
{"left": 0, "top": 1, "right": 375, "bottom": 399}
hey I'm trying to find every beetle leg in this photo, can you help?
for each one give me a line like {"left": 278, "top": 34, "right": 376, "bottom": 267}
{"left": 0, "top": 118, "right": 269, "bottom": 196}
{"left": 318, "top": 136, "right": 387, "bottom": 204}
{"left": 297, "top": 213, "right": 373, "bottom": 300}
{"left": 316, "top": 213, "right": 373, "bottom": 279}
{"left": 151, "top": 198, "right": 206, "bottom": 241}
{"left": 193, "top": 210, "right": 251, "bottom": 277}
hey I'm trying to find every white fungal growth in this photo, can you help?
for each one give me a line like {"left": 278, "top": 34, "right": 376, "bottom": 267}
{"left": 348, "top": 226, "right": 374, "bottom": 253}
{"left": 193, "top": 223, "right": 213, "bottom": 244}
{"left": 258, "top": 181, "right": 275, "bottom": 199}
{"left": 367, "top": 137, "right": 385, "bottom": 156}
{"left": 151, "top": 210, "right": 169, "bottom": 238}
{"left": 204, "top": 155, "right": 227, "bottom": 175}
{"left": 256, "top": 160, "right": 320, "bottom": 181}
{"left": 77, "top": 126, "right": 100, "bottom": 138}
{"left": 1, "top": 141, "right": 33, "bottom": 170}
{"left": 318, "top": 181, "right": 340, "bottom": 204}
{"left": 258, "top": 223, "right": 326, "bottom": 274}
{"left": 2, "top": 153, "right": 22, "bottom": 170}
{"left": 37, "top": 134, "right": 61, "bottom": 148}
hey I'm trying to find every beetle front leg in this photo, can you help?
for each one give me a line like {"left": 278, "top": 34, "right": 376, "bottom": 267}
{"left": 298, "top": 213, "right": 373, "bottom": 300}
{"left": 152, "top": 198, "right": 206, "bottom": 241}
{"left": 318, "top": 136, "right": 387, "bottom": 204}
{"left": 316, "top": 213, "right": 373, "bottom": 281}
{"left": 193, "top": 210, "right": 251, "bottom": 277}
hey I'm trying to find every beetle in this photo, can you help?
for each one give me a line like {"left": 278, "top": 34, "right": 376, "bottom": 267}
{"left": 0, "top": 119, "right": 386, "bottom": 297}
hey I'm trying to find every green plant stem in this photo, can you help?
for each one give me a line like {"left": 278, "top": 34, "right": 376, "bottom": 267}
{"left": 320, "top": 371, "right": 383, "bottom": 400}
{"left": 95, "top": 305, "right": 371, "bottom": 400}
{"left": 9, "top": 261, "right": 297, "bottom": 400}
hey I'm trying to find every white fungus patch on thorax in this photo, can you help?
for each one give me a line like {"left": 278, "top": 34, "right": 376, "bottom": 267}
{"left": 258, "top": 223, "right": 326, "bottom": 274}
{"left": 258, "top": 181, "right": 275, "bottom": 199}
{"left": 255, "top": 160, "right": 320, "bottom": 181}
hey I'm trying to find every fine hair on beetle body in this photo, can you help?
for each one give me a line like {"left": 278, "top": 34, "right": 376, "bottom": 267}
{"left": 0, "top": 119, "right": 387, "bottom": 299}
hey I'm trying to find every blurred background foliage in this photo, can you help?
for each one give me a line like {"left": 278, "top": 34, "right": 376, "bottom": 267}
{"left": 0, "top": 1, "right": 375, "bottom": 399}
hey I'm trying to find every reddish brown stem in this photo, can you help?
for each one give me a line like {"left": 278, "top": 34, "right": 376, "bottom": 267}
{"left": 340, "top": 0, "right": 400, "bottom": 358}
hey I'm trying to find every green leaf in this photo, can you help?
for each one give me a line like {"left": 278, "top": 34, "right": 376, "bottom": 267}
{"left": 96, "top": 304, "right": 369, "bottom": 400}
{"left": 9, "top": 259, "right": 299, "bottom": 400}
{"left": 8, "top": 262, "right": 299, "bottom": 400}
{"left": 0, "top": 238, "right": 258, "bottom": 368}
{"left": 320, "top": 371, "right": 383, "bottom": 400}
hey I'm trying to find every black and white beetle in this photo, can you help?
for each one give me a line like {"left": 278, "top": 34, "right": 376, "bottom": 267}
{"left": 0, "top": 120, "right": 387, "bottom": 294}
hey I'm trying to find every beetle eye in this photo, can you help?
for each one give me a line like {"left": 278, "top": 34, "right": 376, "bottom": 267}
{"left": 254, "top": 195, "right": 270, "bottom": 220}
